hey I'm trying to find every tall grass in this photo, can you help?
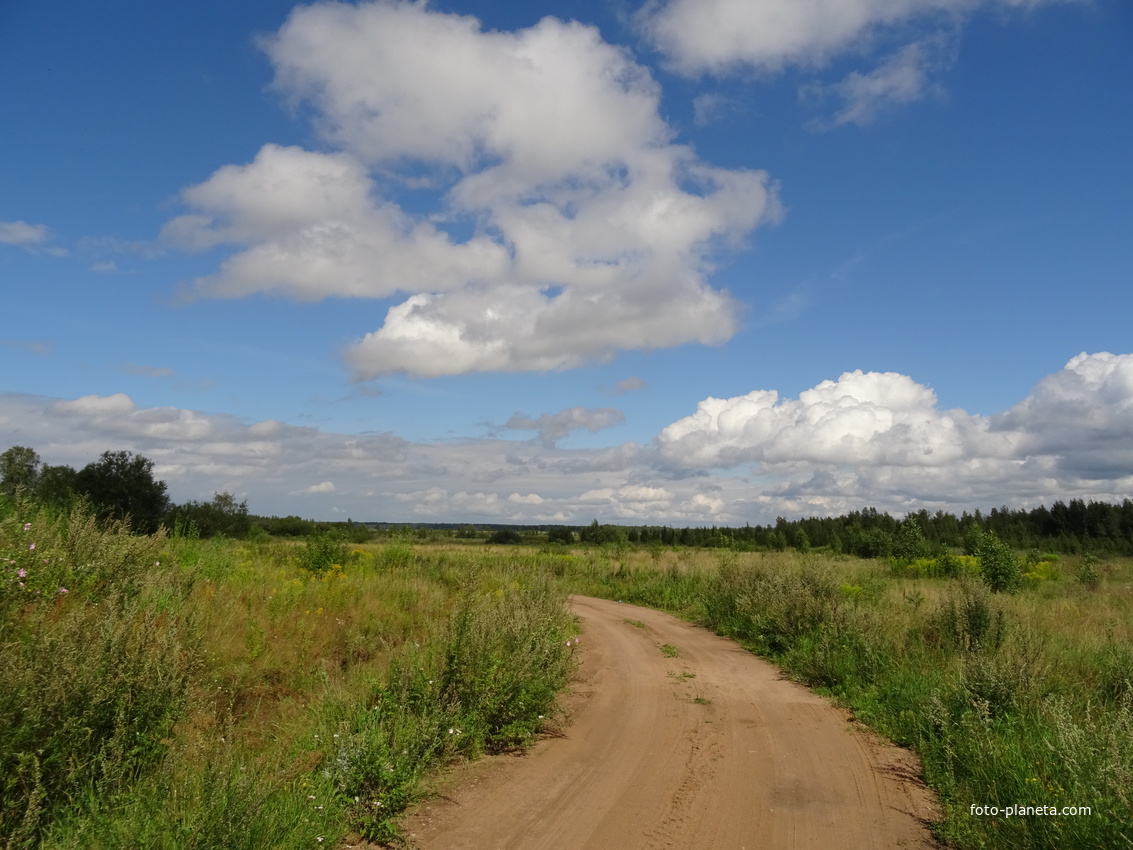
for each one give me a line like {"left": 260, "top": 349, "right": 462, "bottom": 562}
{"left": 1, "top": 508, "right": 575, "bottom": 849}
{"left": 1, "top": 500, "right": 195, "bottom": 848}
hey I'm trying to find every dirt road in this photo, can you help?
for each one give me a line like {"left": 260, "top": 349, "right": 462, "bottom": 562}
{"left": 399, "top": 596, "right": 940, "bottom": 849}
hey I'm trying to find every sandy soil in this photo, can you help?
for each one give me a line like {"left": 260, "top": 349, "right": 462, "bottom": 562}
{"left": 391, "top": 595, "right": 941, "bottom": 849}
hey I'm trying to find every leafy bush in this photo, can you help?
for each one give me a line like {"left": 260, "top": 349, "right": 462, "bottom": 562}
{"left": 298, "top": 530, "right": 349, "bottom": 577}
{"left": 923, "top": 580, "right": 1005, "bottom": 654}
{"left": 1076, "top": 552, "right": 1101, "bottom": 588}
{"left": 891, "top": 518, "right": 932, "bottom": 563}
{"left": 705, "top": 559, "right": 841, "bottom": 654}
{"left": 0, "top": 599, "right": 197, "bottom": 846}
{"left": 546, "top": 526, "right": 574, "bottom": 545}
{"left": 976, "top": 533, "right": 1022, "bottom": 593}
{"left": 1, "top": 500, "right": 166, "bottom": 614}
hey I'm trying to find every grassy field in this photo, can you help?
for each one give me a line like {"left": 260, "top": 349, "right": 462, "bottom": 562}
{"left": 3, "top": 502, "right": 1131, "bottom": 848}
{"left": 1, "top": 504, "right": 575, "bottom": 849}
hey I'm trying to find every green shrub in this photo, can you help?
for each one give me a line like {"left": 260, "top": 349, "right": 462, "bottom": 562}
{"left": 1076, "top": 553, "right": 1101, "bottom": 588}
{"left": 705, "top": 559, "right": 841, "bottom": 654}
{"left": 924, "top": 580, "right": 1005, "bottom": 654}
{"left": 976, "top": 533, "right": 1022, "bottom": 593}
{"left": 486, "top": 528, "right": 523, "bottom": 545}
{"left": 297, "top": 530, "right": 349, "bottom": 577}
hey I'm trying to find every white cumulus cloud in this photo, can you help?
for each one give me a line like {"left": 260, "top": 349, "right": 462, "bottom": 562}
{"left": 656, "top": 352, "right": 1133, "bottom": 511}
{"left": 165, "top": 1, "right": 777, "bottom": 378}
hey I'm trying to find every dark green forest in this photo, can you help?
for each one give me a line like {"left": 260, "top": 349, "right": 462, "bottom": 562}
{"left": 566, "top": 500, "right": 1133, "bottom": 555}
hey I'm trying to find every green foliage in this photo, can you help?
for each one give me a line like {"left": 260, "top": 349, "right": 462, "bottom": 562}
{"left": 924, "top": 580, "right": 1006, "bottom": 654}
{"left": 546, "top": 525, "right": 574, "bottom": 545}
{"left": 252, "top": 515, "right": 316, "bottom": 537}
{"left": 75, "top": 451, "right": 170, "bottom": 535}
{"left": 976, "top": 533, "right": 1022, "bottom": 593}
{"left": 0, "top": 598, "right": 197, "bottom": 846}
{"left": 486, "top": 528, "right": 523, "bottom": 545}
{"left": 297, "top": 530, "right": 349, "bottom": 577}
{"left": 40, "top": 745, "right": 344, "bottom": 850}
{"left": 704, "top": 559, "right": 841, "bottom": 654}
{"left": 320, "top": 578, "right": 574, "bottom": 842}
{"left": 579, "top": 520, "right": 627, "bottom": 546}
{"left": 891, "top": 517, "right": 932, "bottom": 563}
{"left": 1, "top": 446, "right": 41, "bottom": 497}
{"left": 170, "top": 492, "right": 251, "bottom": 539}
{"left": 0, "top": 500, "right": 196, "bottom": 846}
{"left": 34, "top": 464, "right": 78, "bottom": 508}
{"left": 1076, "top": 552, "right": 1102, "bottom": 588}
{"left": 1, "top": 499, "right": 168, "bottom": 613}
{"left": 845, "top": 525, "right": 892, "bottom": 558}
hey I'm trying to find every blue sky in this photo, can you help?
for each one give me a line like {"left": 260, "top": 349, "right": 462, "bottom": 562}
{"left": 2, "top": 0, "right": 1131, "bottom": 524}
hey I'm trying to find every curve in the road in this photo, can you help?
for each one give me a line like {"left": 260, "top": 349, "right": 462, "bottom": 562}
{"left": 399, "top": 595, "right": 941, "bottom": 849}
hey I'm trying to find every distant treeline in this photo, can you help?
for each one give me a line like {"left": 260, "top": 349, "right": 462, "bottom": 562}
{"left": 310, "top": 500, "right": 1133, "bottom": 556}
{"left": 563, "top": 501, "right": 1133, "bottom": 555}
{"left": 6, "top": 444, "right": 1131, "bottom": 554}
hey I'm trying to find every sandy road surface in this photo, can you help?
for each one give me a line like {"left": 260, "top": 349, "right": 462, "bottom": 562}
{"left": 398, "top": 596, "right": 940, "bottom": 849}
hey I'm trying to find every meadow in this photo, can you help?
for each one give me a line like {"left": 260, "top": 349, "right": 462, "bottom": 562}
{"left": 3, "top": 500, "right": 1131, "bottom": 849}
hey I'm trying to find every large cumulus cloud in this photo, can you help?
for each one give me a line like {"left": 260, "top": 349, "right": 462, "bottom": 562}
{"left": 163, "top": 2, "right": 777, "bottom": 378}
{"left": 658, "top": 352, "right": 1133, "bottom": 511}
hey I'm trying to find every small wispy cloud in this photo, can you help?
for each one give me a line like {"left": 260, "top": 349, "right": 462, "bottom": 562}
{"left": 78, "top": 235, "right": 164, "bottom": 260}
{"left": 0, "top": 220, "right": 49, "bottom": 246}
{"left": 804, "top": 37, "right": 954, "bottom": 130}
{"left": 3, "top": 339, "right": 54, "bottom": 356}
{"left": 0, "top": 220, "right": 68, "bottom": 255}
{"left": 602, "top": 376, "right": 648, "bottom": 396}
{"left": 692, "top": 93, "right": 736, "bottom": 127}
{"left": 753, "top": 281, "right": 814, "bottom": 328}
{"left": 122, "top": 363, "right": 176, "bottom": 378}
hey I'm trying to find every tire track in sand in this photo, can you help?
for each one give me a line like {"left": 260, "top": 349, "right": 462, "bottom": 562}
{"left": 396, "top": 596, "right": 940, "bottom": 850}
